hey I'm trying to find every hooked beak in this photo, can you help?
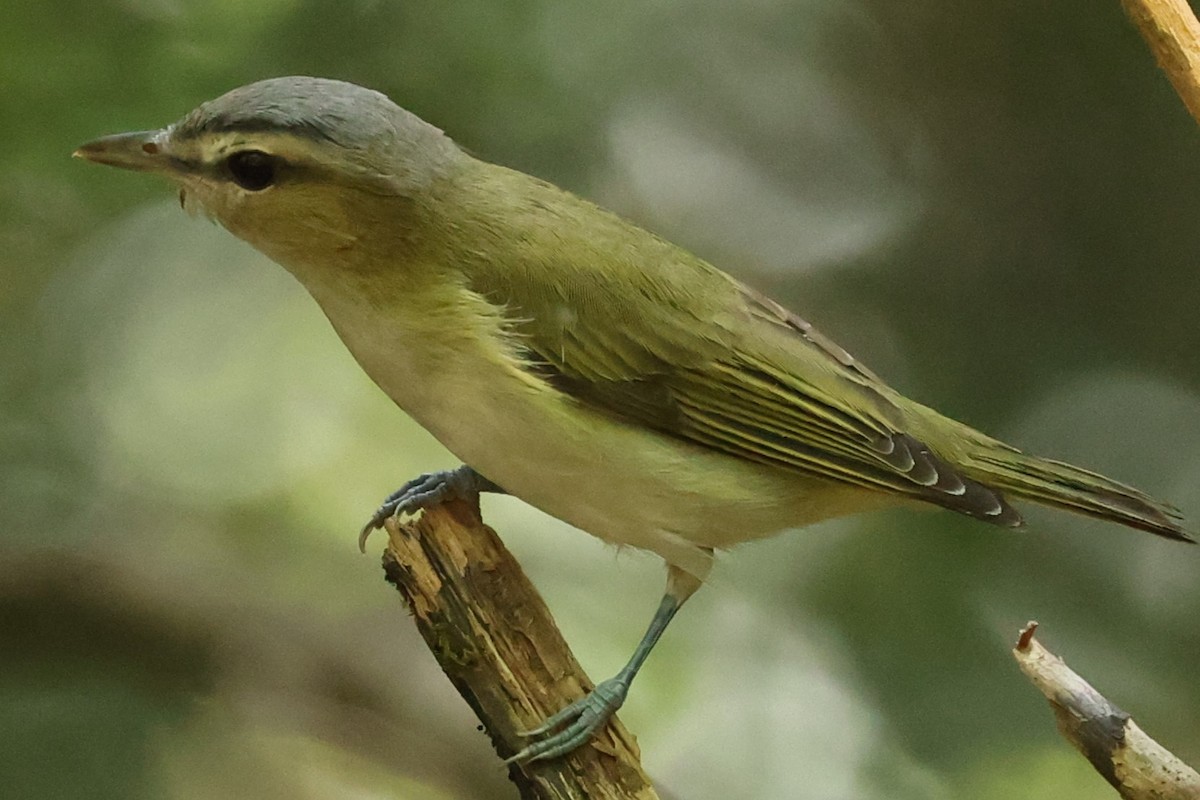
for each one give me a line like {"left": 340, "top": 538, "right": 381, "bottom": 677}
{"left": 73, "top": 129, "right": 174, "bottom": 174}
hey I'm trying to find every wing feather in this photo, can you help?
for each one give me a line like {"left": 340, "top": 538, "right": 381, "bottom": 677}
{"left": 453, "top": 182, "right": 1019, "bottom": 524}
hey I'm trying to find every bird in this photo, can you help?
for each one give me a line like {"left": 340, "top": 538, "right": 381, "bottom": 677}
{"left": 75, "top": 76, "right": 1192, "bottom": 763}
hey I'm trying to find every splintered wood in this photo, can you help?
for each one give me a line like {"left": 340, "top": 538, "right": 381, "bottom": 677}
{"left": 1013, "top": 622, "right": 1200, "bottom": 800}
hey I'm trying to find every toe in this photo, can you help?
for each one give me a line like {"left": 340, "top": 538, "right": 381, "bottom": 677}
{"left": 517, "top": 696, "right": 590, "bottom": 738}
{"left": 507, "top": 682, "right": 628, "bottom": 763}
{"left": 359, "top": 469, "right": 480, "bottom": 553}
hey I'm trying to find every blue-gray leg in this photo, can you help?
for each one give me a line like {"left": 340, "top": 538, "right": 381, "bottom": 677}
{"left": 507, "top": 562, "right": 706, "bottom": 763}
{"left": 359, "top": 465, "right": 504, "bottom": 551}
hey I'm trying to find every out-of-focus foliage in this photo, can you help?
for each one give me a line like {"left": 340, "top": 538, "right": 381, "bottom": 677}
{"left": 3, "top": 1, "right": 1199, "bottom": 798}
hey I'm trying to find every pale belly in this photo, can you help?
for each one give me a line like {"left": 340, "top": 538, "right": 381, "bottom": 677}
{"left": 403, "top": 376, "right": 859, "bottom": 578}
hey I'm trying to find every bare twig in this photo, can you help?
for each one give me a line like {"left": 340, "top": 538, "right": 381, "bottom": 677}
{"left": 1122, "top": 0, "right": 1200, "bottom": 125}
{"left": 381, "top": 500, "right": 660, "bottom": 800}
{"left": 1012, "top": 621, "right": 1200, "bottom": 800}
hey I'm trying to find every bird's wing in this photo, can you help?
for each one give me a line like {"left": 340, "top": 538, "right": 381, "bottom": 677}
{"left": 466, "top": 239, "right": 1018, "bottom": 524}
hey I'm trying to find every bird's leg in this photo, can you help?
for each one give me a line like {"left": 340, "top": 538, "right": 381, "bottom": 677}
{"left": 506, "top": 560, "right": 707, "bottom": 764}
{"left": 359, "top": 465, "right": 505, "bottom": 551}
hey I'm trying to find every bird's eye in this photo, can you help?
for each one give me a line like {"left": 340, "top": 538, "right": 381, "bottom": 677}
{"left": 225, "top": 150, "right": 279, "bottom": 191}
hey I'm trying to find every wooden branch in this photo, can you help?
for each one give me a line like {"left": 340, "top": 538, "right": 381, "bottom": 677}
{"left": 1122, "top": 0, "right": 1200, "bottom": 125}
{"left": 380, "top": 500, "right": 660, "bottom": 800}
{"left": 1012, "top": 622, "right": 1200, "bottom": 800}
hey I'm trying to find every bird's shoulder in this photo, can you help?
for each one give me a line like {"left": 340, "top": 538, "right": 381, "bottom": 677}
{"left": 446, "top": 162, "right": 889, "bottom": 400}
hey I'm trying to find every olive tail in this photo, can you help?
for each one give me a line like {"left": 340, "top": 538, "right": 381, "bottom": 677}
{"left": 960, "top": 445, "right": 1193, "bottom": 542}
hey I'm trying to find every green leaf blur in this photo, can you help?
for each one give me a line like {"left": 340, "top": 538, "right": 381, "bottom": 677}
{"left": 2, "top": 1, "right": 1197, "bottom": 798}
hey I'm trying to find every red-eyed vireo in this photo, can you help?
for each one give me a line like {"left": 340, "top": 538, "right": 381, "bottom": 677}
{"left": 75, "top": 77, "right": 1192, "bottom": 763}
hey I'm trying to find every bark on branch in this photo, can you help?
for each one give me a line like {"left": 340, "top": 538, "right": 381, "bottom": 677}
{"left": 1012, "top": 622, "right": 1200, "bottom": 800}
{"left": 1122, "top": 0, "right": 1200, "bottom": 125}
{"left": 380, "top": 500, "right": 660, "bottom": 800}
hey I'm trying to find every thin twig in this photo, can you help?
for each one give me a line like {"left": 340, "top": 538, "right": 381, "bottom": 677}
{"left": 1012, "top": 621, "right": 1200, "bottom": 800}
{"left": 381, "top": 500, "right": 660, "bottom": 800}
{"left": 1122, "top": 0, "right": 1200, "bottom": 125}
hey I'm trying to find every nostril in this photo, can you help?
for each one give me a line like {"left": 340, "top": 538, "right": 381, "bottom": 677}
{"left": 142, "top": 141, "right": 159, "bottom": 155}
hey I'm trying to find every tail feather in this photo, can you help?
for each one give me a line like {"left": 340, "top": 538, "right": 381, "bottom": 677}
{"left": 961, "top": 448, "right": 1192, "bottom": 542}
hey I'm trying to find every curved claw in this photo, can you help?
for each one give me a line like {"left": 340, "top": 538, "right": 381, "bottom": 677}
{"left": 505, "top": 678, "right": 628, "bottom": 764}
{"left": 357, "top": 519, "right": 381, "bottom": 553}
{"left": 358, "top": 472, "right": 453, "bottom": 551}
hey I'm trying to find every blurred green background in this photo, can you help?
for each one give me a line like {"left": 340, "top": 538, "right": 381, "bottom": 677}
{"left": 3, "top": 1, "right": 1199, "bottom": 798}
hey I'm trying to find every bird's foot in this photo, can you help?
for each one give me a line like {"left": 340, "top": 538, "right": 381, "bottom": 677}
{"left": 359, "top": 466, "right": 500, "bottom": 551}
{"left": 505, "top": 676, "right": 630, "bottom": 763}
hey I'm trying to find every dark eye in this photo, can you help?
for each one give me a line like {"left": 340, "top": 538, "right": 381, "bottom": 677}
{"left": 225, "top": 150, "right": 279, "bottom": 191}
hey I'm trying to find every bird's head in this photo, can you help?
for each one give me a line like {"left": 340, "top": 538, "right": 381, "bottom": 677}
{"left": 75, "top": 76, "right": 460, "bottom": 275}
